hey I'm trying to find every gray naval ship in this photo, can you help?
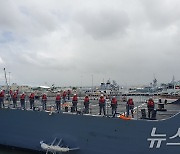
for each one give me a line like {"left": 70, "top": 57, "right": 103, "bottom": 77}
{"left": 0, "top": 97, "right": 180, "bottom": 154}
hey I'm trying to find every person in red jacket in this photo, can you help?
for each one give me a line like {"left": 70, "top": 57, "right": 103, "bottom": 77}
{"left": 20, "top": 92, "right": 26, "bottom": 109}
{"left": 12, "top": 91, "right": 18, "bottom": 108}
{"left": 111, "top": 96, "right": 118, "bottom": 116}
{"left": 42, "top": 93, "right": 47, "bottom": 111}
{"left": 0, "top": 90, "right": 5, "bottom": 108}
{"left": 147, "top": 98, "right": 155, "bottom": 118}
{"left": 126, "top": 98, "right": 134, "bottom": 118}
{"left": 84, "top": 95, "right": 90, "bottom": 114}
{"left": 72, "top": 94, "right": 78, "bottom": 112}
{"left": 99, "top": 94, "right": 106, "bottom": 115}
{"left": 62, "top": 91, "right": 67, "bottom": 103}
{"left": 56, "top": 92, "right": 61, "bottom": 112}
{"left": 29, "top": 92, "right": 35, "bottom": 110}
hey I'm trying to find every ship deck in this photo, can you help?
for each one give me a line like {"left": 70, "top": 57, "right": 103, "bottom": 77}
{"left": 2, "top": 96, "right": 180, "bottom": 121}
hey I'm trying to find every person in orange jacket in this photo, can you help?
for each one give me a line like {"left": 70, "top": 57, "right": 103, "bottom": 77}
{"left": 84, "top": 95, "right": 90, "bottom": 114}
{"left": 29, "top": 92, "right": 35, "bottom": 110}
{"left": 62, "top": 91, "right": 67, "bottom": 103}
{"left": 20, "top": 92, "right": 26, "bottom": 109}
{"left": 126, "top": 98, "right": 134, "bottom": 118}
{"left": 12, "top": 91, "right": 18, "bottom": 108}
{"left": 72, "top": 94, "right": 78, "bottom": 112}
{"left": 111, "top": 96, "right": 118, "bottom": 116}
{"left": 99, "top": 94, "right": 106, "bottom": 115}
{"left": 147, "top": 98, "right": 155, "bottom": 118}
{"left": 56, "top": 93, "right": 61, "bottom": 112}
{"left": 42, "top": 93, "right": 47, "bottom": 111}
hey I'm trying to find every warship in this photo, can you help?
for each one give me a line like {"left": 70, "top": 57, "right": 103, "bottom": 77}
{"left": 0, "top": 69, "right": 180, "bottom": 154}
{"left": 0, "top": 98, "right": 180, "bottom": 154}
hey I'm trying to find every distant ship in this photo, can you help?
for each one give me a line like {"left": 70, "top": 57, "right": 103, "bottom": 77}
{"left": 0, "top": 99, "right": 180, "bottom": 154}
{"left": 128, "top": 77, "right": 180, "bottom": 98}
{"left": 82, "top": 79, "right": 122, "bottom": 100}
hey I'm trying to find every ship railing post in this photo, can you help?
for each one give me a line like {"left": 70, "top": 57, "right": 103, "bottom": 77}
{"left": 106, "top": 102, "right": 109, "bottom": 115}
{"left": 60, "top": 99, "right": 61, "bottom": 113}
{"left": 25, "top": 95, "right": 27, "bottom": 110}
{"left": 81, "top": 96, "right": 83, "bottom": 114}
{"left": 106, "top": 99, "right": 109, "bottom": 116}
{"left": 89, "top": 100, "right": 92, "bottom": 115}
{"left": 137, "top": 105, "right": 139, "bottom": 120}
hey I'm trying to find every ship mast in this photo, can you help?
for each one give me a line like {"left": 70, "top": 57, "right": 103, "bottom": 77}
{"left": 3, "top": 68, "right": 9, "bottom": 87}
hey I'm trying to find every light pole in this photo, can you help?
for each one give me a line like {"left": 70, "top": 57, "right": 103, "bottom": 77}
{"left": 9, "top": 72, "right": 11, "bottom": 87}
{"left": 92, "top": 74, "right": 93, "bottom": 92}
{"left": 80, "top": 75, "right": 82, "bottom": 88}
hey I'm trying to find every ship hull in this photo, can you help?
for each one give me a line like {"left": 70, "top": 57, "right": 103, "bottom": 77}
{"left": 0, "top": 109, "right": 180, "bottom": 154}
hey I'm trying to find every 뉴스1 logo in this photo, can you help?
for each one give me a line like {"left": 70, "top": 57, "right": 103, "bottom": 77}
{"left": 147, "top": 127, "right": 180, "bottom": 148}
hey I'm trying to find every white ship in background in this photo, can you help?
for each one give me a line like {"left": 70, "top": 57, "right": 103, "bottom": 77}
{"left": 80, "top": 79, "right": 122, "bottom": 99}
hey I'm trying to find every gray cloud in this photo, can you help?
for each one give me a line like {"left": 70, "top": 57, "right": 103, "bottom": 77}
{"left": 0, "top": 0, "right": 180, "bottom": 86}
{"left": 75, "top": 8, "right": 129, "bottom": 39}
{"left": 140, "top": 0, "right": 180, "bottom": 29}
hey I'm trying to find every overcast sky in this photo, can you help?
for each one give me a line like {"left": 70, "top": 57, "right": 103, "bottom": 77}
{"left": 0, "top": 0, "right": 180, "bottom": 87}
